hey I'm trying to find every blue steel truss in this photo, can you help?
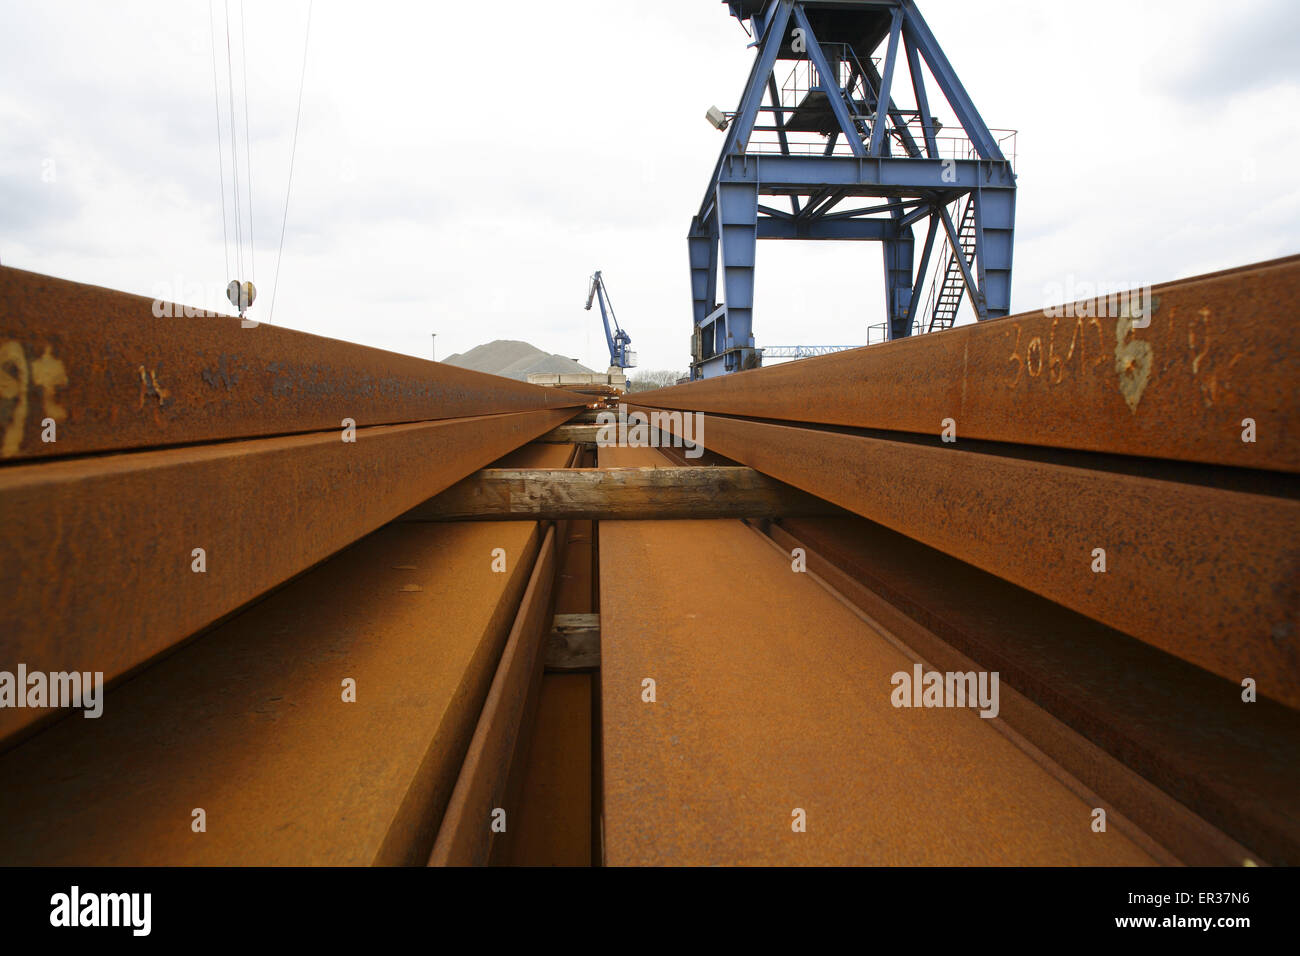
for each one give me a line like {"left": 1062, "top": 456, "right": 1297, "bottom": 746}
{"left": 688, "top": 0, "right": 1017, "bottom": 378}
{"left": 760, "top": 344, "right": 860, "bottom": 358}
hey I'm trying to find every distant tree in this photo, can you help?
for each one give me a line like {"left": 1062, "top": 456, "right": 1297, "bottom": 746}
{"left": 627, "top": 369, "right": 686, "bottom": 392}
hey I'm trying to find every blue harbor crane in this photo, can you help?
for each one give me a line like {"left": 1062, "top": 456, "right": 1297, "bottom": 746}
{"left": 688, "top": 0, "right": 1018, "bottom": 378}
{"left": 585, "top": 270, "right": 638, "bottom": 372}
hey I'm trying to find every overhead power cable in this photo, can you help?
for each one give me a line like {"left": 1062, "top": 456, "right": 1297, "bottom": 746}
{"left": 208, "top": 0, "right": 230, "bottom": 285}
{"left": 269, "top": 0, "right": 313, "bottom": 326}
{"left": 241, "top": 0, "right": 254, "bottom": 284}
{"left": 224, "top": 0, "right": 243, "bottom": 284}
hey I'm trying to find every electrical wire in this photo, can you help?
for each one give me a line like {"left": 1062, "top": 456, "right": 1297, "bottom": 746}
{"left": 224, "top": 0, "right": 243, "bottom": 285}
{"left": 241, "top": 0, "right": 254, "bottom": 284}
{"left": 208, "top": 0, "right": 230, "bottom": 285}
{"left": 268, "top": 0, "right": 312, "bottom": 326}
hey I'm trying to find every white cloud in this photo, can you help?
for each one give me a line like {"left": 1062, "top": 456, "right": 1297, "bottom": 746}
{"left": 2, "top": 0, "right": 1297, "bottom": 374}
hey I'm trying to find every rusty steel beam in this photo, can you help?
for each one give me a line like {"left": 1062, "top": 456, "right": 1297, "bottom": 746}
{"left": 0, "top": 406, "right": 572, "bottom": 745}
{"left": 632, "top": 256, "right": 1300, "bottom": 473}
{"left": 765, "top": 515, "right": 1300, "bottom": 863}
{"left": 429, "top": 526, "right": 557, "bottom": 866}
{"left": 629, "top": 406, "right": 1300, "bottom": 710}
{"left": 0, "top": 266, "right": 582, "bottom": 461}
{"left": 599, "top": 518, "right": 1163, "bottom": 865}
{"left": 0, "top": 520, "right": 544, "bottom": 865}
{"left": 406, "top": 466, "right": 836, "bottom": 521}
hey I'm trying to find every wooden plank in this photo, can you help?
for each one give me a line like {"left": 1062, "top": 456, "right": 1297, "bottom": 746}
{"left": 546, "top": 614, "right": 600, "bottom": 671}
{"left": 535, "top": 424, "right": 601, "bottom": 443}
{"left": 404, "top": 466, "right": 838, "bottom": 521}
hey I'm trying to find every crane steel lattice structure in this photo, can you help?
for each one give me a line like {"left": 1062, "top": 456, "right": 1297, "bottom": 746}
{"left": 688, "top": 0, "right": 1017, "bottom": 378}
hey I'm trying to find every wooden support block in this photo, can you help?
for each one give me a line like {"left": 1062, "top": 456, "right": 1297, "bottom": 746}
{"left": 546, "top": 614, "right": 600, "bottom": 672}
{"left": 535, "top": 424, "right": 601, "bottom": 443}
{"left": 404, "top": 466, "right": 838, "bottom": 521}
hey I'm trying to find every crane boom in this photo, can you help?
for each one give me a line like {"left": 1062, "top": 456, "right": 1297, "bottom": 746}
{"left": 584, "top": 270, "right": 636, "bottom": 370}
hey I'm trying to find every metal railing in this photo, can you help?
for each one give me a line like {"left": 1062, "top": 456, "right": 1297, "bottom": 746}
{"left": 867, "top": 321, "right": 925, "bottom": 345}
{"left": 744, "top": 124, "right": 1017, "bottom": 169}
{"left": 760, "top": 344, "right": 862, "bottom": 359}
{"left": 778, "top": 44, "right": 879, "bottom": 112}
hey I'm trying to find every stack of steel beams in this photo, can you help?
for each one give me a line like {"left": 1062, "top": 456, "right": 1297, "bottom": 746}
{"left": 608, "top": 255, "right": 1299, "bottom": 865}
{"left": 0, "top": 268, "right": 585, "bottom": 864}
{"left": 1, "top": 257, "right": 1296, "bottom": 868}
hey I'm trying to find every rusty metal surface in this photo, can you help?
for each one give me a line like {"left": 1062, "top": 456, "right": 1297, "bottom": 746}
{"left": 0, "top": 406, "right": 572, "bottom": 745}
{"left": 595, "top": 445, "right": 675, "bottom": 468}
{"left": 770, "top": 515, "right": 1300, "bottom": 864}
{"left": 599, "top": 518, "right": 1158, "bottom": 865}
{"left": 496, "top": 673, "right": 594, "bottom": 866}
{"left": 0, "top": 266, "right": 582, "bottom": 461}
{"left": 556, "top": 520, "right": 594, "bottom": 615}
{"left": 0, "top": 520, "right": 542, "bottom": 865}
{"left": 486, "top": 442, "right": 576, "bottom": 469}
{"left": 632, "top": 255, "right": 1300, "bottom": 472}
{"left": 630, "top": 405, "right": 1300, "bottom": 709}
{"left": 430, "top": 527, "right": 556, "bottom": 866}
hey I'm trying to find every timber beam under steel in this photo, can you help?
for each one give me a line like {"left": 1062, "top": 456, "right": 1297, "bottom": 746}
{"left": 404, "top": 466, "right": 838, "bottom": 522}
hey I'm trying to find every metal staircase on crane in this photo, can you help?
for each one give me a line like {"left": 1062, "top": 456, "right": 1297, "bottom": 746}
{"left": 929, "top": 197, "right": 977, "bottom": 332}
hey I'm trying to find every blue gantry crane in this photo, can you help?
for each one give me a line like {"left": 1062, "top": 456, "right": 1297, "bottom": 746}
{"left": 688, "top": 0, "right": 1017, "bottom": 378}
{"left": 585, "top": 270, "right": 638, "bottom": 372}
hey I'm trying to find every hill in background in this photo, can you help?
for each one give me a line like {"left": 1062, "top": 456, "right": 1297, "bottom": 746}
{"left": 441, "top": 340, "right": 595, "bottom": 381}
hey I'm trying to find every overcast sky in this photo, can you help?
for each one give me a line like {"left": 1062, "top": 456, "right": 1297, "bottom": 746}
{"left": 3, "top": 0, "right": 1298, "bottom": 374}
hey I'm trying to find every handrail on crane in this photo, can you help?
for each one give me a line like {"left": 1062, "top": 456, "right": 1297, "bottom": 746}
{"left": 585, "top": 270, "right": 637, "bottom": 371}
